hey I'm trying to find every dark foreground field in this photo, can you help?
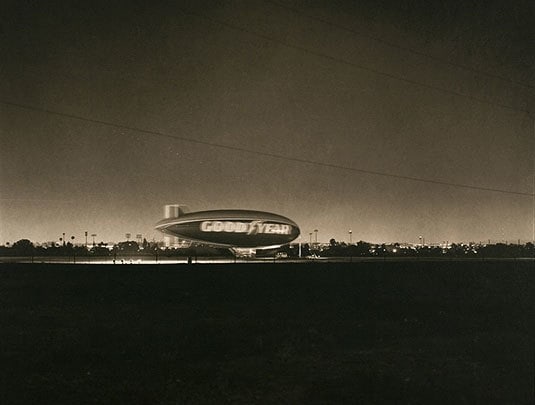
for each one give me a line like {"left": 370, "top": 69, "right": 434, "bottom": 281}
{"left": 0, "top": 261, "right": 534, "bottom": 404}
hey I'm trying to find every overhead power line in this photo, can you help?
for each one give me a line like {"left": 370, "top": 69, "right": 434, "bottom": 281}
{"left": 180, "top": 9, "right": 530, "bottom": 115}
{"left": 264, "top": 0, "right": 535, "bottom": 91}
{"left": 2, "top": 100, "right": 533, "bottom": 197}
{"left": 0, "top": 198, "right": 74, "bottom": 203}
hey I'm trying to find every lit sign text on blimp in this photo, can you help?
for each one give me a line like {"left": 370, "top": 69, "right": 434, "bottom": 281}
{"left": 155, "top": 208, "right": 300, "bottom": 248}
{"left": 200, "top": 220, "right": 292, "bottom": 235}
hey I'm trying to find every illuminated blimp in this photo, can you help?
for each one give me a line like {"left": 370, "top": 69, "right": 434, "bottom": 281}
{"left": 155, "top": 205, "right": 300, "bottom": 248}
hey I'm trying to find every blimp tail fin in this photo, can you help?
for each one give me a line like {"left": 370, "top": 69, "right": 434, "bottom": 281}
{"left": 164, "top": 204, "right": 190, "bottom": 219}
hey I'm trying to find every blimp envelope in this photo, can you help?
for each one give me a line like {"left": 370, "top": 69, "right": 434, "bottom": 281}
{"left": 155, "top": 209, "right": 300, "bottom": 248}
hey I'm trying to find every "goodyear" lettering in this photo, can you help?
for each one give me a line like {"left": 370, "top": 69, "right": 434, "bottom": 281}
{"left": 200, "top": 220, "right": 291, "bottom": 235}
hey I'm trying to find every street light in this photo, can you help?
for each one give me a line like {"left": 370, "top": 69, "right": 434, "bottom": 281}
{"left": 314, "top": 229, "right": 318, "bottom": 244}
{"left": 309, "top": 232, "right": 313, "bottom": 245}
{"left": 349, "top": 230, "right": 352, "bottom": 244}
{"left": 85, "top": 231, "right": 88, "bottom": 247}
{"left": 71, "top": 236, "right": 76, "bottom": 264}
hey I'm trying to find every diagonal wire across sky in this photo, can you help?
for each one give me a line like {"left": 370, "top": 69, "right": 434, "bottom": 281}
{"left": 1, "top": 100, "right": 533, "bottom": 197}
{"left": 1, "top": 2, "right": 534, "bottom": 243}
{"left": 2, "top": 5, "right": 534, "bottom": 199}
{"left": 263, "top": 0, "right": 535, "bottom": 91}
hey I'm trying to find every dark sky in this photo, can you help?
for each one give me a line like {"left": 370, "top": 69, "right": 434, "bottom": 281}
{"left": 1, "top": 0, "right": 534, "bottom": 245}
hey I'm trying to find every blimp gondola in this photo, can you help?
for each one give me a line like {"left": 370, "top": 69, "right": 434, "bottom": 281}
{"left": 155, "top": 205, "right": 300, "bottom": 248}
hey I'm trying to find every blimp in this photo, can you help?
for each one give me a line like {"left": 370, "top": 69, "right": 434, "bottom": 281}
{"left": 155, "top": 205, "right": 300, "bottom": 249}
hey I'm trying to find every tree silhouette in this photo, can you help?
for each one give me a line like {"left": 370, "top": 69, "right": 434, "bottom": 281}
{"left": 12, "top": 239, "right": 34, "bottom": 256}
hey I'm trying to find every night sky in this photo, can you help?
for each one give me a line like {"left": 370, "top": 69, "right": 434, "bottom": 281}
{"left": 1, "top": 0, "right": 534, "bottom": 245}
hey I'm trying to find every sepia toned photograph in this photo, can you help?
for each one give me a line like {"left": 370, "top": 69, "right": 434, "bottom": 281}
{"left": 1, "top": 1, "right": 534, "bottom": 403}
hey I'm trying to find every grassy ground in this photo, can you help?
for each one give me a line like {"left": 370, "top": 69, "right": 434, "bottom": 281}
{"left": 0, "top": 261, "right": 533, "bottom": 404}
